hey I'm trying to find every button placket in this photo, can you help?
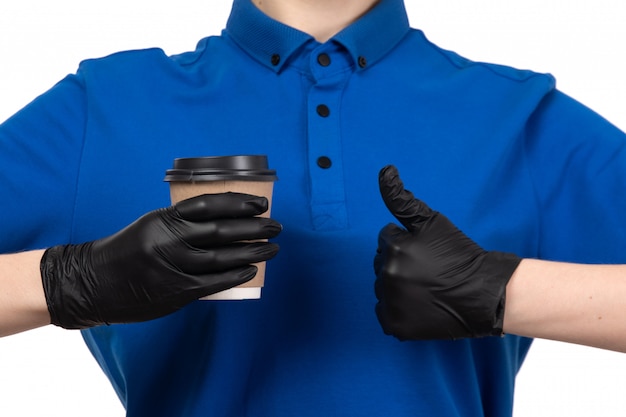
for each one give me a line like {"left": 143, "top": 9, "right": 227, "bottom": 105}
{"left": 306, "top": 46, "right": 350, "bottom": 230}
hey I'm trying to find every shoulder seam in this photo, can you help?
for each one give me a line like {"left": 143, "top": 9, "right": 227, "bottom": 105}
{"left": 412, "top": 29, "right": 555, "bottom": 85}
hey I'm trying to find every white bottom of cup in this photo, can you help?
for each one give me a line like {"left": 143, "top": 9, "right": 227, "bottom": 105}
{"left": 199, "top": 287, "right": 262, "bottom": 301}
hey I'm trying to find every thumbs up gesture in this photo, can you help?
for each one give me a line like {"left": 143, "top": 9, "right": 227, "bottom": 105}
{"left": 374, "top": 165, "right": 521, "bottom": 340}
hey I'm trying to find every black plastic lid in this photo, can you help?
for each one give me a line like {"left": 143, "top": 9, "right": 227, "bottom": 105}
{"left": 164, "top": 155, "right": 277, "bottom": 182}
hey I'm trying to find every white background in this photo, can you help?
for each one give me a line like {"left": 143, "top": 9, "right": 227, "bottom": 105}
{"left": 1, "top": 1, "right": 625, "bottom": 416}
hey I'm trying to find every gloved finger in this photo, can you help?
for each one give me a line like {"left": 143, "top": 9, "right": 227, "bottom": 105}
{"left": 174, "top": 192, "right": 269, "bottom": 221}
{"left": 373, "top": 271, "right": 384, "bottom": 300}
{"left": 178, "top": 265, "right": 259, "bottom": 300}
{"left": 374, "top": 223, "right": 409, "bottom": 296}
{"left": 196, "top": 265, "right": 259, "bottom": 297}
{"left": 374, "top": 223, "right": 404, "bottom": 277}
{"left": 376, "top": 223, "right": 411, "bottom": 254}
{"left": 180, "top": 217, "right": 282, "bottom": 247}
{"left": 378, "top": 165, "right": 436, "bottom": 233}
{"left": 375, "top": 302, "right": 403, "bottom": 338}
{"left": 377, "top": 222, "right": 408, "bottom": 252}
{"left": 171, "top": 242, "right": 280, "bottom": 274}
{"left": 373, "top": 251, "right": 384, "bottom": 282}
{"left": 131, "top": 266, "right": 259, "bottom": 320}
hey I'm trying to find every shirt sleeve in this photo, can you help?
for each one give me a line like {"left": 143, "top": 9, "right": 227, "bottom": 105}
{"left": 524, "top": 89, "right": 626, "bottom": 264}
{"left": 0, "top": 72, "right": 87, "bottom": 253}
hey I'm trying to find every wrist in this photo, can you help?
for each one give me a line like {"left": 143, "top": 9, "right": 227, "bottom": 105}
{"left": 0, "top": 249, "right": 50, "bottom": 336}
{"left": 501, "top": 258, "right": 541, "bottom": 337}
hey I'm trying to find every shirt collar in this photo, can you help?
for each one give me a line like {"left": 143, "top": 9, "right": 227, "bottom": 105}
{"left": 225, "top": 0, "right": 411, "bottom": 73}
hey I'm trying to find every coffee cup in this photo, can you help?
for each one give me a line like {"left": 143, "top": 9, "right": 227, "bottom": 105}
{"left": 164, "top": 155, "right": 277, "bottom": 300}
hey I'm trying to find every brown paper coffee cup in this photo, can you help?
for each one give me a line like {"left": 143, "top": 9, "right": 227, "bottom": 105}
{"left": 164, "top": 155, "right": 277, "bottom": 300}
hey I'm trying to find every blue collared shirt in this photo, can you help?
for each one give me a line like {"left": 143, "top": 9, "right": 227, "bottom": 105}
{"left": 1, "top": 0, "right": 625, "bottom": 415}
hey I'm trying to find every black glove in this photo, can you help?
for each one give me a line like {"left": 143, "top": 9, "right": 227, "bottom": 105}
{"left": 41, "top": 193, "right": 281, "bottom": 329}
{"left": 374, "top": 165, "right": 521, "bottom": 340}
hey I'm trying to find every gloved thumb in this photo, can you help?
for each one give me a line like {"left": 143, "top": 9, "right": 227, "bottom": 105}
{"left": 378, "top": 165, "right": 436, "bottom": 233}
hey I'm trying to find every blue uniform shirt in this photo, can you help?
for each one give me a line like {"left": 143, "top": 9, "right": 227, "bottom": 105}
{"left": 1, "top": 0, "right": 626, "bottom": 415}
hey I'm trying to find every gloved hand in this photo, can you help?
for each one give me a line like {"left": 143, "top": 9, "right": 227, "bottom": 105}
{"left": 41, "top": 193, "right": 281, "bottom": 329}
{"left": 374, "top": 165, "right": 521, "bottom": 340}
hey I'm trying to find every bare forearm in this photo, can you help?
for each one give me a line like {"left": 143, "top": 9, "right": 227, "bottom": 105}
{"left": 0, "top": 250, "right": 50, "bottom": 337}
{"left": 504, "top": 259, "right": 626, "bottom": 352}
